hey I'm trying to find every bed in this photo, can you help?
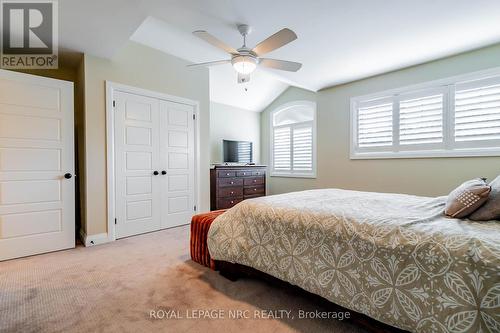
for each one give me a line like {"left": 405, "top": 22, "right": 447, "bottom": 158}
{"left": 207, "top": 189, "right": 500, "bottom": 333}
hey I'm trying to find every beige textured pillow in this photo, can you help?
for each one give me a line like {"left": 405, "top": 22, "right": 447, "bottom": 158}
{"left": 469, "top": 176, "right": 500, "bottom": 221}
{"left": 445, "top": 178, "right": 491, "bottom": 218}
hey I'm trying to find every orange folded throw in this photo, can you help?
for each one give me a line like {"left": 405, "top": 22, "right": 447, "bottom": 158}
{"left": 190, "top": 210, "right": 226, "bottom": 270}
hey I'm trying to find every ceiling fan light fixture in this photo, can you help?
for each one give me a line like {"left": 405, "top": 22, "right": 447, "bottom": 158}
{"left": 191, "top": 26, "right": 301, "bottom": 84}
{"left": 231, "top": 55, "right": 257, "bottom": 74}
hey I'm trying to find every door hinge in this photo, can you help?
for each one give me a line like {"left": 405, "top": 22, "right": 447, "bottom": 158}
{"left": 113, "top": 100, "right": 116, "bottom": 108}
{"left": 193, "top": 205, "right": 197, "bottom": 211}
{"left": 192, "top": 114, "right": 196, "bottom": 120}
{"left": 114, "top": 218, "right": 117, "bottom": 225}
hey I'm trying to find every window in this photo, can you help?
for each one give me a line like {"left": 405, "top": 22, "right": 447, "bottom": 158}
{"left": 454, "top": 78, "right": 500, "bottom": 143}
{"left": 236, "top": 141, "right": 252, "bottom": 163}
{"left": 351, "top": 69, "right": 500, "bottom": 159}
{"left": 271, "top": 101, "right": 316, "bottom": 177}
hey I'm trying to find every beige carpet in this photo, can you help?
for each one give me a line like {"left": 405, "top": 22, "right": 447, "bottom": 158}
{"left": 0, "top": 225, "right": 369, "bottom": 333}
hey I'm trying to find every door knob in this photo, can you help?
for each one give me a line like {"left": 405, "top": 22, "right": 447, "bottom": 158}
{"left": 64, "top": 173, "right": 72, "bottom": 179}
{"left": 161, "top": 171, "right": 167, "bottom": 175}
{"left": 153, "top": 171, "right": 159, "bottom": 176}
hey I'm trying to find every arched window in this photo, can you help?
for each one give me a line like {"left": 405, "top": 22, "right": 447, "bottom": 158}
{"left": 270, "top": 101, "right": 316, "bottom": 177}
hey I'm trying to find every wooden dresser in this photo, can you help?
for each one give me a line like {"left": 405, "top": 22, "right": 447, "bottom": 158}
{"left": 210, "top": 165, "right": 267, "bottom": 211}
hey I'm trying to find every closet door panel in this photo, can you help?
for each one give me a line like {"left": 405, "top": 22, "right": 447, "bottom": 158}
{"left": 114, "top": 92, "right": 161, "bottom": 239}
{"left": 159, "top": 101, "right": 195, "bottom": 229}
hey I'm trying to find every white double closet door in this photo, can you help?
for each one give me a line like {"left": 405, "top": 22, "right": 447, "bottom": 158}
{"left": 114, "top": 91, "right": 195, "bottom": 239}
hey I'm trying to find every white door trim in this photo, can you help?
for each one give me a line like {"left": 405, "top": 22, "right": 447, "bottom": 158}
{"left": 104, "top": 81, "right": 200, "bottom": 244}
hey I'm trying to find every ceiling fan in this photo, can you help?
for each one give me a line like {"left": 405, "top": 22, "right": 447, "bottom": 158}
{"left": 188, "top": 24, "right": 301, "bottom": 83}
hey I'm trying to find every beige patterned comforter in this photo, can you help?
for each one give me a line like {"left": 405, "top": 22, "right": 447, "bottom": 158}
{"left": 207, "top": 189, "right": 500, "bottom": 333}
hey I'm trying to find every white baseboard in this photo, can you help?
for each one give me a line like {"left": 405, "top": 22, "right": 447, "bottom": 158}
{"left": 79, "top": 229, "right": 111, "bottom": 247}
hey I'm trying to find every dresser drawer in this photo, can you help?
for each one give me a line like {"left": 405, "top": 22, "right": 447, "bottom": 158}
{"left": 244, "top": 177, "right": 265, "bottom": 186}
{"left": 236, "top": 170, "right": 252, "bottom": 177}
{"left": 217, "top": 170, "right": 236, "bottom": 178}
{"left": 244, "top": 194, "right": 265, "bottom": 199}
{"left": 218, "top": 186, "right": 243, "bottom": 198}
{"left": 244, "top": 185, "right": 265, "bottom": 195}
{"left": 217, "top": 198, "right": 243, "bottom": 209}
{"left": 218, "top": 178, "right": 243, "bottom": 187}
{"left": 252, "top": 170, "right": 265, "bottom": 176}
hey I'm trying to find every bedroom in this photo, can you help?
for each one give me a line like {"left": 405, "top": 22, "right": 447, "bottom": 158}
{"left": 0, "top": 1, "right": 499, "bottom": 332}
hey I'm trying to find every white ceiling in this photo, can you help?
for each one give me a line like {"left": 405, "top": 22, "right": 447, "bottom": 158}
{"left": 129, "top": 16, "right": 289, "bottom": 111}
{"left": 59, "top": 0, "right": 500, "bottom": 111}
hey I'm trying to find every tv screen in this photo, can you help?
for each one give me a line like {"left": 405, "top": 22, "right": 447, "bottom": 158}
{"left": 223, "top": 140, "right": 253, "bottom": 163}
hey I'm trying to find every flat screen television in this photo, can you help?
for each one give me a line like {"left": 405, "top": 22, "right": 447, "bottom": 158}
{"left": 223, "top": 140, "right": 253, "bottom": 164}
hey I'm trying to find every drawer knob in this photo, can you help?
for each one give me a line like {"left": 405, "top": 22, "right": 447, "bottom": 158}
{"left": 230, "top": 181, "right": 234, "bottom": 184}
{"left": 254, "top": 188, "right": 257, "bottom": 191}
{"left": 226, "top": 173, "right": 230, "bottom": 176}
{"left": 253, "top": 180, "right": 257, "bottom": 183}
{"left": 230, "top": 201, "right": 234, "bottom": 204}
{"left": 231, "top": 191, "right": 234, "bottom": 194}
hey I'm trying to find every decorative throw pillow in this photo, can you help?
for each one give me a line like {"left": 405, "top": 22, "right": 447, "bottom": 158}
{"left": 445, "top": 178, "right": 491, "bottom": 218}
{"left": 469, "top": 176, "right": 500, "bottom": 221}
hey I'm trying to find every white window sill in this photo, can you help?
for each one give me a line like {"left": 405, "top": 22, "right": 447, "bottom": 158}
{"left": 350, "top": 148, "right": 500, "bottom": 160}
{"left": 270, "top": 173, "right": 317, "bottom": 179}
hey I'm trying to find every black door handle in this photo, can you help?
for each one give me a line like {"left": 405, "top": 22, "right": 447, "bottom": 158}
{"left": 161, "top": 171, "right": 167, "bottom": 175}
{"left": 64, "top": 173, "right": 72, "bottom": 179}
{"left": 153, "top": 171, "right": 159, "bottom": 176}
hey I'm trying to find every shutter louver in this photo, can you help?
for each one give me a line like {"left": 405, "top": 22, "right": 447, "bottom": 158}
{"left": 236, "top": 141, "right": 252, "bottom": 163}
{"left": 273, "top": 127, "right": 291, "bottom": 171}
{"left": 357, "top": 102, "right": 393, "bottom": 147}
{"left": 455, "top": 82, "right": 500, "bottom": 142}
{"left": 292, "top": 126, "right": 313, "bottom": 171}
{"left": 399, "top": 94, "right": 443, "bottom": 145}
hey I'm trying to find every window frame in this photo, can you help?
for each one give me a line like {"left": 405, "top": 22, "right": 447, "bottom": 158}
{"left": 270, "top": 100, "right": 317, "bottom": 178}
{"left": 350, "top": 67, "right": 500, "bottom": 159}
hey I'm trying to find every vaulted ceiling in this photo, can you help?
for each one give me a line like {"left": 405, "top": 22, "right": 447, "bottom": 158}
{"left": 59, "top": 0, "right": 500, "bottom": 111}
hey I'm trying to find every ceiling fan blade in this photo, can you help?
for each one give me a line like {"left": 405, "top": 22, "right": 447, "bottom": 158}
{"left": 238, "top": 73, "right": 250, "bottom": 84}
{"left": 193, "top": 30, "right": 238, "bottom": 55}
{"left": 259, "top": 58, "right": 302, "bottom": 72}
{"left": 187, "top": 60, "right": 231, "bottom": 68}
{"left": 252, "top": 28, "right": 297, "bottom": 56}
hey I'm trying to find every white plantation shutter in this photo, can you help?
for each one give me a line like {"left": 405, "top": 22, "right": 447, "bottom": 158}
{"left": 292, "top": 126, "right": 313, "bottom": 171}
{"left": 236, "top": 141, "right": 252, "bottom": 163}
{"left": 357, "top": 102, "right": 393, "bottom": 148}
{"left": 273, "top": 127, "right": 291, "bottom": 171}
{"left": 454, "top": 81, "right": 500, "bottom": 142}
{"left": 271, "top": 101, "right": 316, "bottom": 176}
{"left": 352, "top": 71, "right": 500, "bottom": 158}
{"left": 399, "top": 93, "right": 444, "bottom": 145}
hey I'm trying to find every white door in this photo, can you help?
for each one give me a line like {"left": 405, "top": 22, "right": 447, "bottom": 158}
{"left": 160, "top": 101, "right": 195, "bottom": 228}
{"left": 0, "top": 70, "right": 75, "bottom": 261}
{"left": 113, "top": 90, "right": 196, "bottom": 239}
{"left": 114, "top": 92, "right": 161, "bottom": 239}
